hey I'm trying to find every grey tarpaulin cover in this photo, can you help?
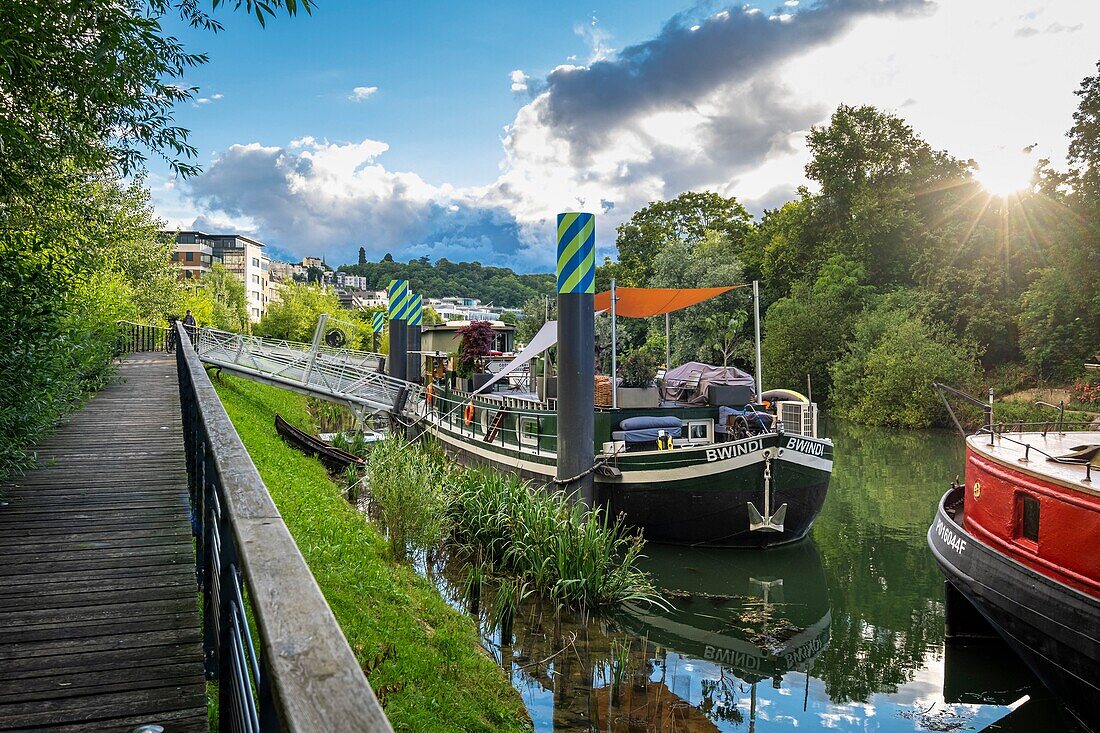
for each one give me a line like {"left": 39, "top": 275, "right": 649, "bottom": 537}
{"left": 662, "top": 361, "right": 755, "bottom": 404}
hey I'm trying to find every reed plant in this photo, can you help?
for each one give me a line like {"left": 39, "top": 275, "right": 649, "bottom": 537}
{"left": 446, "top": 466, "right": 661, "bottom": 611}
{"left": 367, "top": 435, "right": 450, "bottom": 559}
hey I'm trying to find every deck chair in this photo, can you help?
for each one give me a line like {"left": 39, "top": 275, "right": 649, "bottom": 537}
{"left": 660, "top": 369, "right": 702, "bottom": 402}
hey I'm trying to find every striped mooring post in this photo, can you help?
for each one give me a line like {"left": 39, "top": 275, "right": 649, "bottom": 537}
{"left": 387, "top": 279, "right": 410, "bottom": 382}
{"left": 406, "top": 293, "right": 423, "bottom": 384}
{"left": 371, "top": 310, "right": 384, "bottom": 354}
{"left": 555, "top": 212, "right": 596, "bottom": 506}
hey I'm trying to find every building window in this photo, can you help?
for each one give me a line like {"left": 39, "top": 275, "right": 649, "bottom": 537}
{"left": 252, "top": 257, "right": 260, "bottom": 267}
{"left": 1017, "top": 494, "right": 1040, "bottom": 543}
{"left": 184, "top": 251, "right": 194, "bottom": 261}
{"left": 170, "top": 252, "right": 179, "bottom": 262}
{"left": 252, "top": 274, "right": 260, "bottom": 284}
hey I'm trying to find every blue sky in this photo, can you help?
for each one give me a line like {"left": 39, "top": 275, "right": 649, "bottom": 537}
{"left": 152, "top": 0, "right": 1100, "bottom": 272}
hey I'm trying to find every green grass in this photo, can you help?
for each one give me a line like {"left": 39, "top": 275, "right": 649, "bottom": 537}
{"left": 211, "top": 374, "right": 530, "bottom": 733}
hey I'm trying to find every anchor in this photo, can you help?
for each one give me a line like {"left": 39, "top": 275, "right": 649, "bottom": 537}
{"left": 748, "top": 450, "right": 787, "bottom": 532}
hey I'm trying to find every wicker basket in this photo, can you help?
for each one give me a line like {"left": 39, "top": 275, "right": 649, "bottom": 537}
{"left": 595, "top": 375, "right": 613, "bottom": 408}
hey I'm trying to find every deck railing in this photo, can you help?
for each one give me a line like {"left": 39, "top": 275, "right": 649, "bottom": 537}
{"left": 116, "top": 320, "right": 170, "bottom": 353}
{"left": 175, "top": 323, "right": 393, "bottom": 732}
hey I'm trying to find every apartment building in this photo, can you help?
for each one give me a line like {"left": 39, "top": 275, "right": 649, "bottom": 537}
{"left": 168, "top": 231, "right": 218, "bottom": 280}
{"left": 165, "top": 230, "right": 273, "bottom": 322}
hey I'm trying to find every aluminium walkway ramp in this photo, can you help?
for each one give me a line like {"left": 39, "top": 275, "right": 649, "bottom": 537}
{"left": 0, "top": 353, "right": 206, "bottom": 732}
{"left": 195, "top": 327, "right": 418, "bottom": 417}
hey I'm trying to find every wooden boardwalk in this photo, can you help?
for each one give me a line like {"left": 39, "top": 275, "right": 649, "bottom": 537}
{"left": 0, "top": 353, "right": 207, "bottom": 732}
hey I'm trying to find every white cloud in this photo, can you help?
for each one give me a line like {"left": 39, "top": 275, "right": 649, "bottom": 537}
{"left": 162, "top": 0, "right": 1100, "bottom": 273}
{"left": 348, "top": 86, "right": 378, "bottom": 102}
{"left": 193, "top": 93, "right": 224, "bottom": 107}
{"left": 509, "top": 69, "right": 529, "bottom": 94}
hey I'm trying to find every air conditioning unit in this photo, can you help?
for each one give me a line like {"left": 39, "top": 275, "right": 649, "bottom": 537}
{"left": 778, "top": 401, "right": 818, "bottom": 437}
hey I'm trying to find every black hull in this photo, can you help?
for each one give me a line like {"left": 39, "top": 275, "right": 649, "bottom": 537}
{"left": 599, "top": 477, "right": 829, "bottom": 548}
{"left": 928, "top": 489, "right": 1100, "bottom": 732}
{"left": 274, "top": 414, "right": 364, "bottom": 473}
{"left": 429, "top": 428, "right": 831, "bottom": 549}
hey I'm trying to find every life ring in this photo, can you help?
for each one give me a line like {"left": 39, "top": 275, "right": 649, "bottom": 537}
{"left": 425, "top": 383, "right": 434, "bottom": 406}
{"left": 463, "top": 401, "right": 474, "bottom": 426}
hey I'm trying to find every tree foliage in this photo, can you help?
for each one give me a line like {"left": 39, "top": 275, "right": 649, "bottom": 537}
{"left": 340, "top": 256, "right": 553, "bottom": 309}
{"left": 0, "top": 172, "right": 179, "bottom": 479}
{"left": 256, "top": 282, "right": 364, "bottom": 347}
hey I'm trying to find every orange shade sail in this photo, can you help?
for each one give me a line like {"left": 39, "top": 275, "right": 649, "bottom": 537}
{"left": 594, "top": 286, "right": 745, "bottom": 318}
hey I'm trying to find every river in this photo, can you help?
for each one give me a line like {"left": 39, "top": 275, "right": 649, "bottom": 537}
{"left": 432, "top": 420, "right": 1084, "bottom": 732}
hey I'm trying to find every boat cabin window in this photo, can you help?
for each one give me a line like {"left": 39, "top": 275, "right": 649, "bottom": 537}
{"left": 1017, "top": 494, "right": 1040, "bottom": 543}
{"left": 518, "top": 416, "right": 539, "bottom": 447}
{"left": 685, "top": 419, "right": 713, "bottom": 444}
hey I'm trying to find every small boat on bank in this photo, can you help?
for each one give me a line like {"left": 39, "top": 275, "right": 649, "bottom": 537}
{"left": 927, "top": 399, "right": 1100, "bottom": 731}
{"left": 274, "top": 413, "right": 365, "bottom": 473}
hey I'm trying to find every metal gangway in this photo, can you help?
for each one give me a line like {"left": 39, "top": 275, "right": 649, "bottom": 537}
{"left": 195, "top": 317, "right": 420, "bottom": 421}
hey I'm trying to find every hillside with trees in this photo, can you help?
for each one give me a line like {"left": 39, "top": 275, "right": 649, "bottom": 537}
{"left": 585, "top": 66, "right": 1100, "bottom": 429}
{"left": 339, "top": 255, "right": 554, "bottom": 308}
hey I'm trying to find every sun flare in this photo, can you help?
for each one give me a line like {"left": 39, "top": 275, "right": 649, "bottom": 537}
{"left": 974, "top": 148, "right": 1036, "bottom": 197}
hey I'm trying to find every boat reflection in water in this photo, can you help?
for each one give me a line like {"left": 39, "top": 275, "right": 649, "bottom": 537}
{"left": 481, "top": 540, "right": 831, "bottom": 732}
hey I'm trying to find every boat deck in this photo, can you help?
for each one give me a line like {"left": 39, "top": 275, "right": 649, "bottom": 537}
{"left": 967, "top": 430, "right": 1100, "bottom": 492}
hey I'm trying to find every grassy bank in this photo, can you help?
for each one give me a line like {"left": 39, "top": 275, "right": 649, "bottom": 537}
{"left": 211, "top": 374, "right": 529, "bottom": 733}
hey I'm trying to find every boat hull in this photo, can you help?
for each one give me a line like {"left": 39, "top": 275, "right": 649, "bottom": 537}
{"left": 426, "top": 419, "right": 832, "bottom": 548}
{"left": 928, "top": 488, "right": 1100, "bottom": 731}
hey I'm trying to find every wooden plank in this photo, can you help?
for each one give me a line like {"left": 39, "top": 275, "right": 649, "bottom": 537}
{"left": 0, "top": 353, "right": 207, "bottom": 731}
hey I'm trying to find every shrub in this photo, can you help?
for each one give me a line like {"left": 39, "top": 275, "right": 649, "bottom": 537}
{"left": 619, "top": 345, "right": 660, "bottom": 388}
{"left": 829, "top": 295, "right": 981, "bottom": 429}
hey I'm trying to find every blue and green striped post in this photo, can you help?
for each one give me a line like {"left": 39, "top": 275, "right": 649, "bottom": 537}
{"left": 387, "top": 279, "right": 410, "bottom": 381}
{"left": 371, "top": 310, "right": 384, "bottom": 353}
{"left": 406, "top": 293, "right": 423, "bottom": 384}
{"left": 555, "top": 212, "right": 596, "bottom": 505}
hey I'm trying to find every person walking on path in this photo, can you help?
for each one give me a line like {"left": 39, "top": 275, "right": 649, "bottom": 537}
{"left": 182, "top": 310, "right": 197, "bottom": 347}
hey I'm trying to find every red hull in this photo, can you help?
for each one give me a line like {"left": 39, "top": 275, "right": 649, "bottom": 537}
{"left": 963, "top": 432, "right": 1100, "bottom": 599}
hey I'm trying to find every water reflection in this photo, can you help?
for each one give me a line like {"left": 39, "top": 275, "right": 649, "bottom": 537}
{"left": 428, "top": 421, "right": 1081, "bottom": 730}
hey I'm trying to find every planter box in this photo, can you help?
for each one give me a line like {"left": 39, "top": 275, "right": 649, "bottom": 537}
{"left": 617, "top": 386, "right": 660, "bottom": 408}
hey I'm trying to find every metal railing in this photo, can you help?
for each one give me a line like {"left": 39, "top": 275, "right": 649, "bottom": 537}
{"left": 176, "top": 323, "right": 393, "bottom": 733}
{"left": 116, "top": 320, "right": 170, "bottom": 353}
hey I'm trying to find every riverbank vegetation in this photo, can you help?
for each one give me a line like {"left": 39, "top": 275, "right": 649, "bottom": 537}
{"left": 360, "top": 436, "right": 661, "bottom": 612}
{"left": 0, "top": 1, "right": 309, "bottom": 481}
{"left": 213, "top": 374, "right": 530, "bottom": 732}
{"left": 587, "top": 63, "right": 1100, "bottom": 429}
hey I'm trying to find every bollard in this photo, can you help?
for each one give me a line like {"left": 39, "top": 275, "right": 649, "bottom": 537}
{"left": 387, "top": 279, "right": 409, "bottom": 382}
{"left": 555, "top": 212, "right": 596, "bottom": 507}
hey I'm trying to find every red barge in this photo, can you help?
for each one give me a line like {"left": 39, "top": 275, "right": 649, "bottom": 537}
{"left": 928, "top": 400, "right": 1100, "bottom": 731}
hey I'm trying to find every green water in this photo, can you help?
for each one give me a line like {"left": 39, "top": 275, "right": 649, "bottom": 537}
{"left": 450, "top": 421, "right": 1083, "bottom": 732}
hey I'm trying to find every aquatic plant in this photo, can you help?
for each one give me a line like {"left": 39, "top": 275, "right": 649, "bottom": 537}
{"left": 446, "top": 465, "right": 661, "bottom": 610}
{"left": 366, "top": 436, "right": 449, "bottom": 559}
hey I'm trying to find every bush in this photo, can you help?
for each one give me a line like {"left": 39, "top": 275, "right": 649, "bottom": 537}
{"left": 829, "top": 295, "right": 981, "bottom": 429}
{"left": 0, "top": 173, "right": 178, "bottom": 481}
{"left": 619, "top": 345, "right": 660, "bottom": 387}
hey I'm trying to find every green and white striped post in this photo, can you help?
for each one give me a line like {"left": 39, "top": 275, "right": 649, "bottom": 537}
{"left": 371, "top": 310, "right": 384, "bottom": 354}
{"left": 387, "top": 279, "right": 410, "bottom": 381}
{"left": 555, "top": 212, "right": 596, "bottom": 505}
{"left": 406, "top": 293, "right": 423, "bottom": 384}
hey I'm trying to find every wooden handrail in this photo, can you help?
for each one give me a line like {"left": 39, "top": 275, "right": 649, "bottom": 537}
{"left": 176, "top": 323, "right": 393, "bottom": 732}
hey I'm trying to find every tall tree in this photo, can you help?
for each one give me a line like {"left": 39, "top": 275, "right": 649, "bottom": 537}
{"left": 0, "top": 0, "right": 311, "bottom": 194}
{"left": 614, "top": 192, "right": 752, "bottom": 287}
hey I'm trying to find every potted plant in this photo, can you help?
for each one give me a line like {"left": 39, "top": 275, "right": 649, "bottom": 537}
{"left": 617, "top": 346, "right": 661, "bottom": 408}
{"left": 457, "top": 321, "right": 496, "bottom": 392}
